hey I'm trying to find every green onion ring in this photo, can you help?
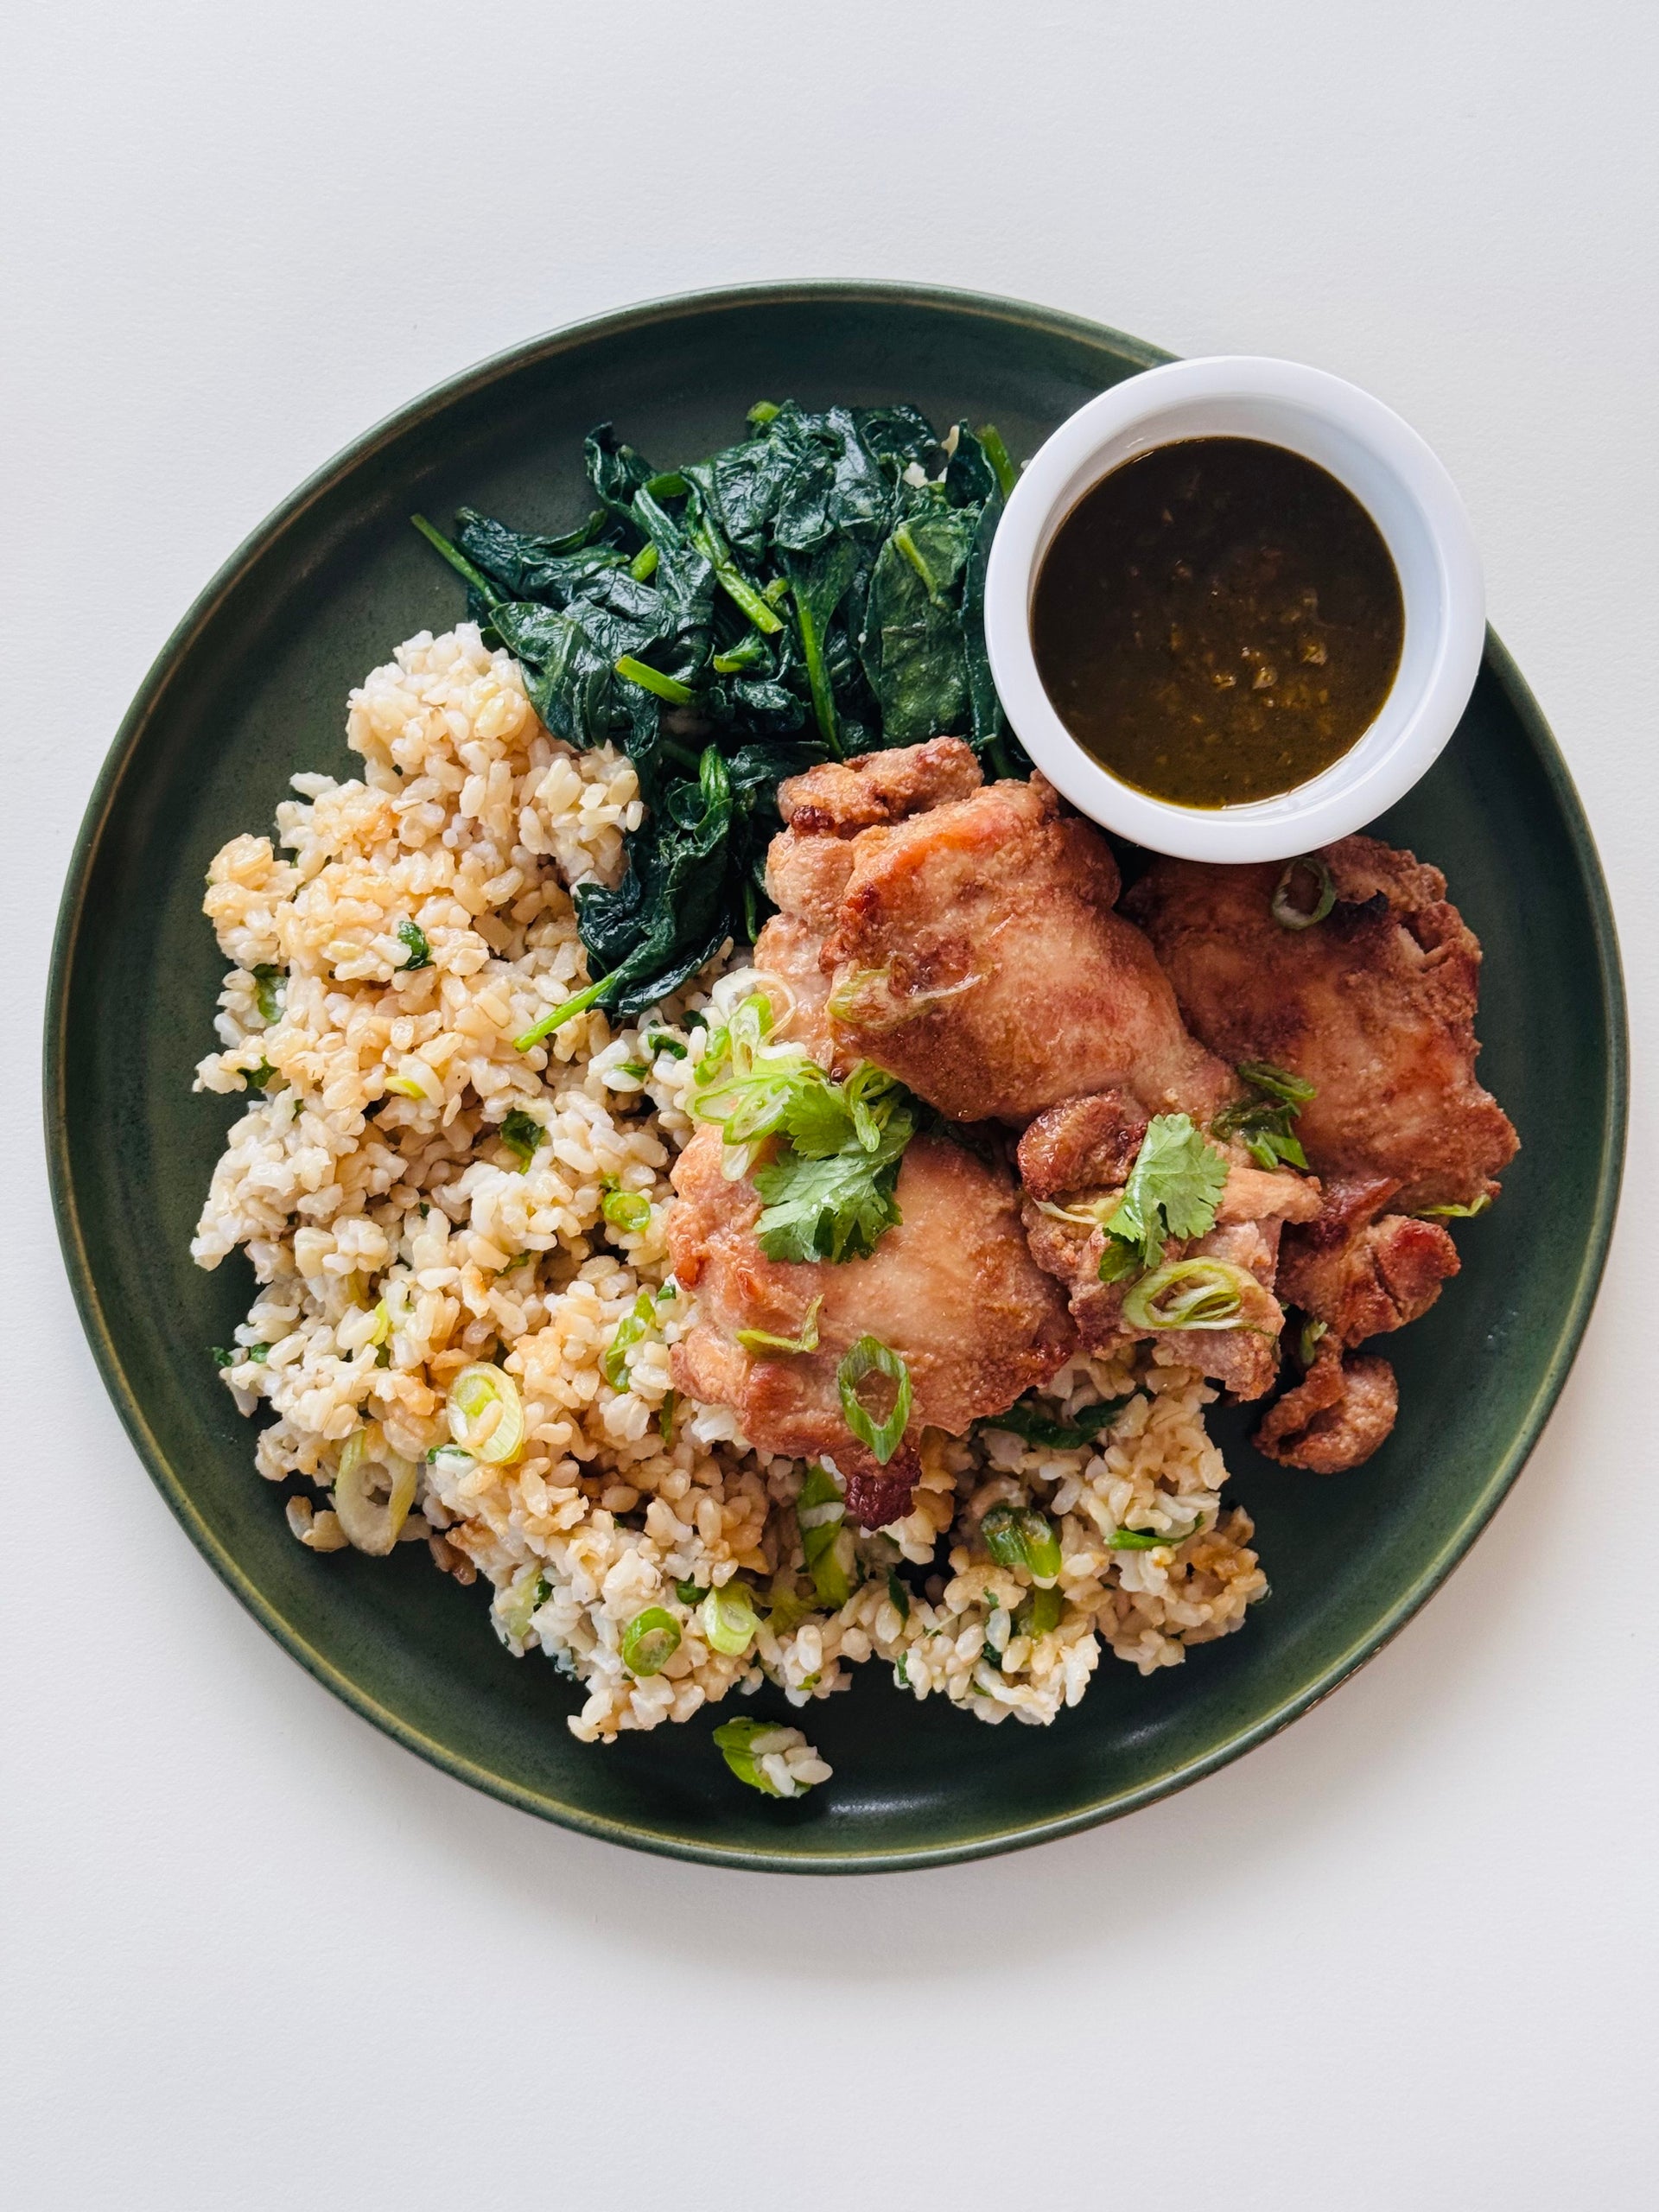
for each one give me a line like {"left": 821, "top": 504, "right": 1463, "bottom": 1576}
{"left": 836, "top": 1335, "right": 912, "bottom": 1465}
{"left": 620, "top": 1607, "right": 682, "bottom": 1677}
{"left": 1121, "top": 1257, "right": 1257, "bottom": 1332}
{"left": 1270, "top": 855, "right": 1337, "bottom": 931}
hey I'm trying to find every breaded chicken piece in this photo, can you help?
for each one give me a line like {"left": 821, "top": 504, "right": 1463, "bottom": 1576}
{"left": 767, "top": 753, "right": 1235, "bottom": 1125}
{"left": 1277, "top": 1173, "right": 1459, "bottom": 1346}
{"left": 1017, "top": 1093, "right": 1323, "bottom": 1401}
{"left": 1255, "top": 1339, "right": 1399, "bottom": 1474}
{"left": 666, "top": 1125, "right": 1075, "bottom": 1527}
{"left": 1123, "top": 838, "right": 1517, "bottom": 1212}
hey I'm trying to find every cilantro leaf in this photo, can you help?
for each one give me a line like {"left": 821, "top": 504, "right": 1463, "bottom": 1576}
{"left": 753, "top": 1114, "right": 912, "bottom": 1262}
{"left": 498, "top": 1109, "right": 546, "bottom": 1171}
{"left": 775, "top": 1077, "right": 859, "bottom": 1159}
{"left": 1103, "top": 1114, "right": 1229, "bottom": 1270}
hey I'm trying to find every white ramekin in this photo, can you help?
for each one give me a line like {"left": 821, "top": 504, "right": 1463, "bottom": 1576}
{"left": 982, "top": 356, "right": 1485, "bottom": 862}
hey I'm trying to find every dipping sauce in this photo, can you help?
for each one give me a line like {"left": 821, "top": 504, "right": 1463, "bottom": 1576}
{"left": 1030, "top": 435, "right": 1404, "bottom": 807}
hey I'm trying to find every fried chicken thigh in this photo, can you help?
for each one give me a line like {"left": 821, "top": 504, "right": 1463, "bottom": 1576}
{"left": 1123, "top": 838, "right": 1516, "bottom": 1212}
{"left": 763, "top": 744, "right": 1234, "bottom": 1124}
{"left": 1125, "top": 838, "right": 1516, "bottom": 1471}
{"left": 667, "top": 1126, "right": 1074, "bottom": 1528}
{"left": 750, "top": 741, "right": 1318, "bottom": 1406}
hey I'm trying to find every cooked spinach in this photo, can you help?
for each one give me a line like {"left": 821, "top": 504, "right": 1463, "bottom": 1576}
{"left": 415, "top": 399, "right": 1021, "bottom": 1033}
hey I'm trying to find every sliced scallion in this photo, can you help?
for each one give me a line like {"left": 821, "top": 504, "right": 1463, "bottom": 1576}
{"left": 1110, "top": 1517, "right": 1205, "bottom": 1550}
{"left": 602, "top": 1289, "right": 658, "bottom": 1389}
{"left": 1417, "top": 1193, "right": 1492, "bottom": 1219}
{"left": 711, "top": 1717, "right": 783, "bottom": 1795}
{"left": 1015, "top": 1585, "right": 1064, "bottom": 1637}
{"left": 601, "top": 1183, "right": 652, "bottom": 1232}
{"left": 980, "top": 1504, "right": 1062, "bottom": 1582}
{"left": 620, "top": 1606, "right": 682, "bottom": 1677}
{"left": 737, "top": 1295, "right": 823, "bottom": 1357}
{"left": 1122, "top": 1257, "right": 1257, "bottom": 1332}
{"left": 702, "top": 1581, "right": 760, "bottom": 1657}
{"left": 1270, "top": 855, "right": 1337, "bottom": 931}
{"left": 836, "top": 1336, "right": 912, "bottom": 1465}
{"left": 446, "top": 1362, "right": 525, "bottom": 1465}
{"left": 332, "top": 1430, "right": 418, "bottom": 1557}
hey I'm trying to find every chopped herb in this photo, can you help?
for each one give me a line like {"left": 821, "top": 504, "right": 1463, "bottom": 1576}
{"left": 1212, "top": 1060, "right": 1316, "bottom": 1170}
{"left": 645, "top": 1031, "right": 688, "bottom": 1059}
{"left": 893, "top": 1652, "right": 911, "bottom": 1688}
{"left": 614, "top": 1061, "right": 651, "bottom": 1080}
{"left": 498, "top": 1109, "right": 546, "bottom": 1171}
{"left": 396, "top": 917, "right": 433, "bottom": 970}
{"left": 210, "top": 1346, "right": 235, "bottom": 1368}
{"left": 212, "top": 1343, "right": 269, "bottom": 1370}
{"left": 496, "top": 1250, "right": 534, "bottom": 1275}
{"left": 736, "top": 1295, "right": 823, "bottom": 1356}
{"left": 1418, "top": 1193, "right": 1492, "bottom": 1219}
{"left": 979, "top": 1395, "right": 1129, "bottom": 1449}
{"left": 686, "top": 995, "right": 918, "bottom": 1263}
{"left": 836, "top": 1337, "right": 912, "bottom": 1465}
{"left": 675, "top": 1580, "right": 709, "bottom": 1607}
{"left": 1098, "top": 1113, "right": 1230, "bottom": 1276}
{"left": 659, "top": 1389, "right": 678, "bottom": 1446}
{"left": 239, "top": 1060, "right": 276, "bottom": 1093}
{"left": 251, "top": 963, "right": 283, "bottom": 1021}
{"left": 886, "top": 1570, "right": 911, "bottom": 1623}
{"left": 753, "top": 1114, "right": 912, "bottom": 1264}
{"left": 602, "top": 1288, "right": 658, "bottom": 1389}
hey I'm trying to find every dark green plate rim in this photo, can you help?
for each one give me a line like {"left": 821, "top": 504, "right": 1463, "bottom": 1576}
{"left": 44, "top": 282, "right": 1628, "bottom": 1871}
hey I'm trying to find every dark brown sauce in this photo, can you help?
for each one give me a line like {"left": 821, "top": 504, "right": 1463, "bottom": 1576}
{"left": 1031, "top": 435, "right": 1404, "bottom": 808}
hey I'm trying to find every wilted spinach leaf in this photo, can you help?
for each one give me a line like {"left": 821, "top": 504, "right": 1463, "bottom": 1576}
{"left": 414, "top": 395, "right": 1025, "bottom": 1036}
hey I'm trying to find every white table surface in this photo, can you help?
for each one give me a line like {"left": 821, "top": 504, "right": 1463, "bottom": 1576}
{"left": 5, "top": 3, "right": 1655, "bottom": 2204}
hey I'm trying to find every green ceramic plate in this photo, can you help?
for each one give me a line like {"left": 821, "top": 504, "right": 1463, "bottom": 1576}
{"left": 47, "top": 283, "right": 1625, "bottom": 1871}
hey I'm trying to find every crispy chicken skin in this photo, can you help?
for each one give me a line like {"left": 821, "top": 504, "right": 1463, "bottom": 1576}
{"left": 767, "top": 752, "right": 1235, "bottom": 1125}
{"left": 1255, "top": 1339, "right": 1399, "bottom": 1473}
{"left": 666, "top": 1125, "right": 1075, "bottom": 1527}
{"left": 1123, "top": 837, "right": 1517, "bottom": 1212}
{"left": 1277, "top": 1173, "right": 1459, "bottom": 1345}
